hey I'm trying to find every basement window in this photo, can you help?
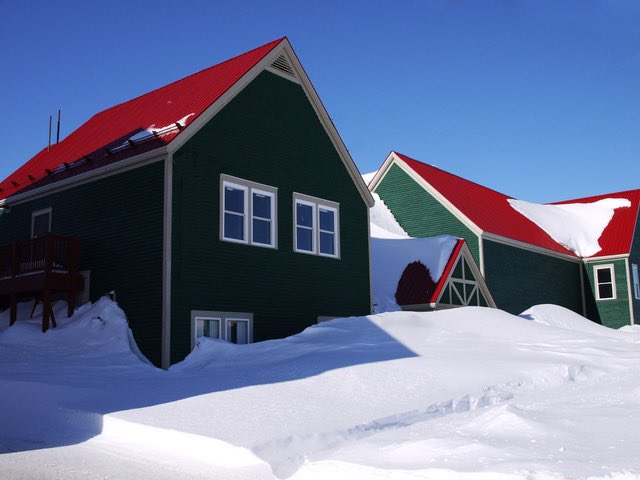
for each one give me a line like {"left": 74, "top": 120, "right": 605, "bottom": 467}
{"left": 594, "top": 264, "right": 616, "bottom": 301}
{"left": 191, "top": 310, "right": 253, "bottom": 348}
{"left": 293, "top": 193, "right": 339, "bottom": 258}
{"left": 220, "top": 175, "right": 277, "bottom": 248}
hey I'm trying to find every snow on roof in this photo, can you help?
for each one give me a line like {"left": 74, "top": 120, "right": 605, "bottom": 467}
{"left": 371, "top": 235, "right": 458, "bottom": 312}
{"left": 509, "top": 198, "right": 631, "bottom": 257}
{"left": 361, "top": 170, "right": 378, "bottom": 185}
{"left": 370, "top": 192, "right": 408, "bottom": 239}
{"left": 390, "top": 152, "right": 640, "bottom": 258}
{"left": 369, "top": 192, "right": 458, "bottom": 312}
{"left": 552, "top": 189, "right": 640, "bottom": 257}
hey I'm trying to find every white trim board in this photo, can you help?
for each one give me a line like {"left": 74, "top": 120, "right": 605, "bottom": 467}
{"left": 482, "top": 232, "right": 581, "bottom": 263}
{"left": 161, "top": 153, "right": 173, "bottom": 369}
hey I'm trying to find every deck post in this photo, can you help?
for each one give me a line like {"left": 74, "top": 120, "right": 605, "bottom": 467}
{"left": 9, "top": 293, "right": 17, "bottom": 326}
{"left": 67, "top": 290, "right": 75, "bottom": 318}
{"left": 42, "top": 289, "right": 50, "bottom": 333}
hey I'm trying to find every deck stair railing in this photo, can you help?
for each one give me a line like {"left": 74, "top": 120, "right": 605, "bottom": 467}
{"left": 0, "top": 235, "right": 79, "bottom": 278}
{"left": 0, "top": 234, "right": 82, "bottom": 332}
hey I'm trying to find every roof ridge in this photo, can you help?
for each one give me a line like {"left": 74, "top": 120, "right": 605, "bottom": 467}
{"left": 552, "top": 188, "right": 640, "bottom": 205}
{"left": 393, "top": 151, "right": 516, "bottom": 200}
{"left": 90, "top": 37, "right": 285, "bottom": 121}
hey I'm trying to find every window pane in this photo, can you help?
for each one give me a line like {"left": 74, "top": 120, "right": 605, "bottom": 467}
{"left": 598, "top": 284, "right": 613, "bottom": 299}
{"left": 225, "top": 186, "right": 244, "bottom": 214}
{"left": 296, "top": 203, "right": 313, "bottom": 228}
{"left": 319, "top": 231, "right": 335, "bottom": 255}
{"left": 224, "top": 213, "right": 244, "bottom": 240}
{"left": 319, "top": 208, "right": 335, "bottom": 232}
{"left": 597, "top": 268, "right": 612, "bottom": 283}
{"left": 33, "top": 213, "right": 50, "bottom": 238}
{"left": 253, "top": 192, "right": 271, "bottom": 219}
{"left": 226, "top": 320, "right": 249, "bottom": 344}
{"left": 196, "top": 318, "right": 220, "bottom": 339}
{"left": 252, "top": 218, "right": 271, "bottom": 245}
{"left": 632, "top": 264, "right": 639, "bottom": 299}
{"left": 297, "top": 227, "right": 313, "bottom": 251}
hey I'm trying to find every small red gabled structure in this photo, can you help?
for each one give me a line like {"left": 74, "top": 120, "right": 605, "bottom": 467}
{"left": 395, "top": 239, "right": 496, "bottom": 310}
{"left": 0, "top": 235, "right": 84, "bottom": 331}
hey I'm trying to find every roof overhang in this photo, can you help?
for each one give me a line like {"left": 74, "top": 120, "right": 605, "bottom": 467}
{"left": 0, "top": 147, "right": 168, "bottom": 207}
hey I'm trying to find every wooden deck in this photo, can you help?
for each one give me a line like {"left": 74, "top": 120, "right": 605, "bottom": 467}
{"left": 0, "top": 235, "right": 84, "bottom": 332}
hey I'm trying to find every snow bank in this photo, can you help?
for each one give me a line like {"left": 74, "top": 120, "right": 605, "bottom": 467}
{"left": 371, "top": 235, "right": 458, "bottom": 312}
{"left": 523, "top": 304, "right": 640, "bottom": 342}
{"left": 3, "top": 301, "right": 640, "bottom": 478}
{"left": 508, "top": 197, "right": 631, "bottom": 257}
{"left": 0, "top": 296, "right": 149, "bottom": 361}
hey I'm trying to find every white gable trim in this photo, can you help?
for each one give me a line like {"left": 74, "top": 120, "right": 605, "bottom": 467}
{"left": 282, "top": 40, "right": 374, "bottom": 208}
{"left": 167, "top": 39, "right": 374, "bottom": 208}
{"left": 373, "top": 152, "right": 484, "bottom": 237}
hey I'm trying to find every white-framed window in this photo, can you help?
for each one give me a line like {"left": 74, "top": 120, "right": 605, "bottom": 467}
{"left": 632, "top": 263, "right": 640, "bottom": 300}
{"left": 31, "top": 207, "right": 52, "bottom": 238}
{"left": 195, "top": 315, "right": 222, "bottom": 340}
{"left": 191, "top": 310, "right": 253, "bottom": 348}
{"left": 220, "top": 174, "right": 277, "bottom": 248}
{"left": 293, "top": 193, "right": 339, "bottom": 258}
{"left": 594, "top": 264, "right": 616, "bottom": 301}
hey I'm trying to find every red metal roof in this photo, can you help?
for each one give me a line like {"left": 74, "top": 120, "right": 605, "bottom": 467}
{"left": 552, "top": 190, "right": 640, "bottom": 258}
{"left": 0, "top": 38, "right": 284, "bottom": 201}
{"left": 394, "top": 152, "right": 577, "bottom": 256}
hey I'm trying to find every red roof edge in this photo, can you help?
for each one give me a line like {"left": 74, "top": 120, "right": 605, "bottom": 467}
{"left": 95, "top": 37, "right": 286, "bottom": 119}
{"left": 430, "top": 238, "right": 465, "bottom": 303}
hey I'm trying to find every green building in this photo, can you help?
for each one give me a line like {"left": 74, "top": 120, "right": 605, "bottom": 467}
{"left": 369, "top": 151, "right": 640, "bottom": 328}
{"left": 0, "top": 38, "right": 374, "bottom": 367}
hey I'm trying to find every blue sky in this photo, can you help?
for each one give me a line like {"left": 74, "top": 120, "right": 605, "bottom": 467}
{"left": 0, "top": 0, "right": 638, "bottom": 203}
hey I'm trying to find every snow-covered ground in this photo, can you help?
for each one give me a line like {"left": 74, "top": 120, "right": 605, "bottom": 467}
{"left": 1, "top": 298, "right": 640, "bottom": 479}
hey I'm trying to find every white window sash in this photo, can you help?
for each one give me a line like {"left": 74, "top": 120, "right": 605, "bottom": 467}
{"left": 294, "top": 199, "right": 317, "bottom": 254}
{"left": 222, "top": 181, "right": 248, "bottom": 244}
{"left": 251, "top": 188, "right": 276, "bottom": 248}
{"left": 318, "top": 205, "right": 338, "bottom": 258}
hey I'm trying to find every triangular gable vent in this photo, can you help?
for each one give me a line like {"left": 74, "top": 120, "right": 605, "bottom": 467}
{"left": 269, "top": 53, "right": 297, "bottom": 79}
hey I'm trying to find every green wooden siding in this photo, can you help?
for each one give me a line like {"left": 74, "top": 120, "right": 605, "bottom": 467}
{"left": 170, "top": 71, "right": 371, "bottom": 363}
{"left": 629, "top": 210, "right": 640, "bottom": 324}
{"left": 373, "top": 163, "right": 480, "bottom": 262}
{"left": 0, "top": 162, "right": 165, "bottom": 365}
{"left": 584, "top": 259, "right": 631, "bottom": 329}
{"left": 483, "top": 239, "right": 582, "bottom": 315}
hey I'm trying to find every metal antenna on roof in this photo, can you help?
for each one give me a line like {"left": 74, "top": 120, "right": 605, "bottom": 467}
{"left": 56, "top": 109, "right": 61, "bottom": 144}
{"left": 48, "top": 115, "right": 52, "bottom": 152}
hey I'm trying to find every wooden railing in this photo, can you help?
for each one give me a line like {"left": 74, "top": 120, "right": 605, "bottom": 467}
{"left": 0, "top": 235, "right": 80, "bottom": 278}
